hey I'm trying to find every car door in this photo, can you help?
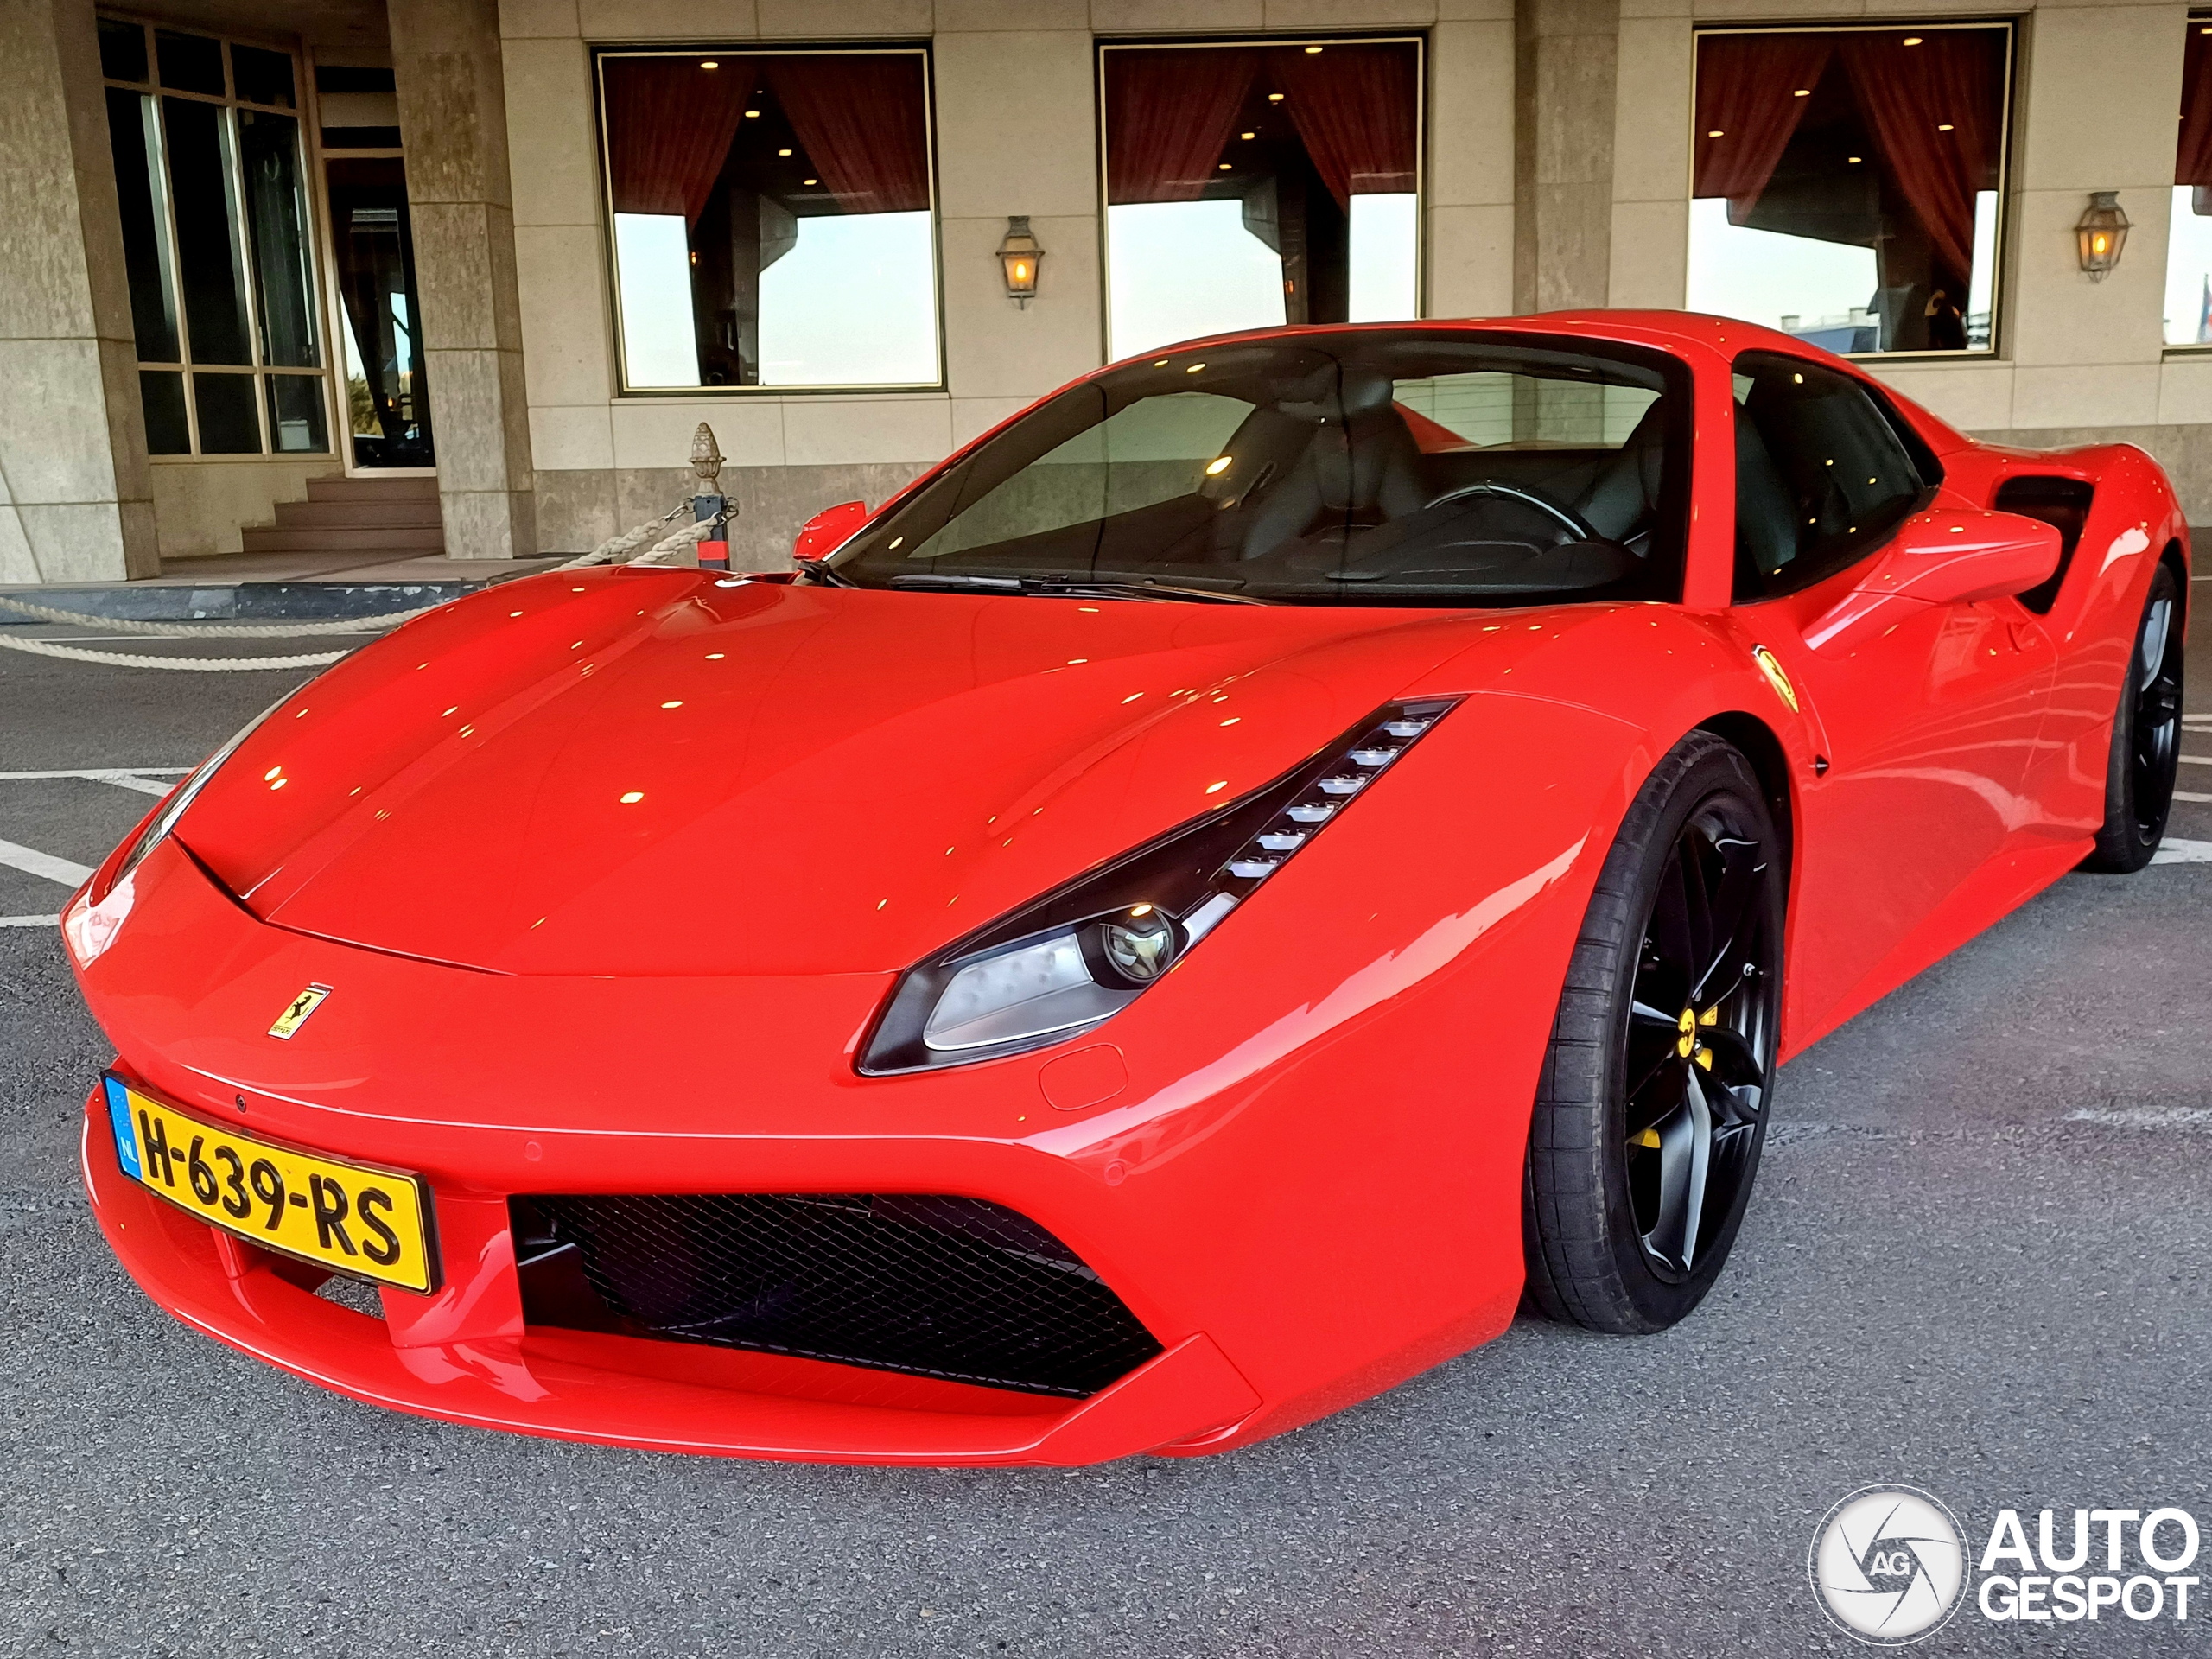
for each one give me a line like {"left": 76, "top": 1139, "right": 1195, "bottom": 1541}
{"left": 1724, "top": 353, "right": 2056, "bottom": 1034}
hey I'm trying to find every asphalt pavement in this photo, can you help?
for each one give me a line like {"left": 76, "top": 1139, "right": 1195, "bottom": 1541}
{"left": 2, "top": 604, "right": 2209, "bottom": 1658}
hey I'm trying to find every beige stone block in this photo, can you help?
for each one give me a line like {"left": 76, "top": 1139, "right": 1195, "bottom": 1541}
{"left": 2003, "top": 188, "right": 2167, "bottom": 370}
{"left": 952, "top": 396, "right": 1033, "bottom": 447}
{"left": 1617, "top": 0, "right": 1690, "bottom": 17}
{"left": 531, "top": 404, "right": 616, "bottom": 470}
{"left": 517, "top": 226, "right": 614, "bottom": 404}
{"left": 96, "top": 336, "right": 153, "bottom": 506}
{"left": 505, "top": 38, "right": 600, "bottom": 228}
{"left": 411, "top": 201, "right": 506, "bottom": 351}
{"left": 426, "top": 349, "right": 520, "bottom": 492}
{"left": 1427, "top": 202, "right": 1514, "bottom": 319}
{"left": 782, "top": 397, "right": 954, "bottom": 466}
{"left": 579, "top": 0, "right": 757, "bottom": 37}
{"left": 2156, "top": 356, "right": 2212, "bottom": 425}
{"left": 1608, "top": 199, "right": 1688, "bottom": 308}
{"left": 1428, "top": 22, "right": 1514, "bottom": 208}
{"left": 1693, "top": 0, "right": 1861, "bottom": 19}
{"left": 1262, "top": 0, "right": 1435, "bottom": 26}
{"left": 938, "top": 0, "right": 1088, "bottom": 27}
{"left": 2008, "top": 363, "right": 2161, "bottom": 428}
{"left": 502, "top": 0, "right": 581, "bottom": 35}
{"left": 1866, "top": 361, "right": 2016, "bottom": 431}
{"left": 934, "top": 33, "right": 1100, "bottom": 221}
{"left": 2014, "top": 8, "right": 2184, "bottom": 194}
{"left": 0, "top": 499, "right": 35, "bottom": 584}
{"left": 1090, "top": 0, "right": 1264, "bottom": 29}
{"left": 442, "top": 487, "right": 536, "bottom": 560}
{"left": 943, "top": 214, "right": 1103, "bottom": 401}
{"left": 756, "top": 0, "right": 930, "bottom": 35}
{"left": 535, "top": 467, "right": 618, "bottom": 551}
{"left": 146, "top": 457, "right": 337, "bottom": 560}
{"left": 1611, "top": 19, "right": 1691, "bottom": 205}
{"left": 0, "top": 338, "right": 124, "bottom": 505}
{"left": 722, "top": 461, "right": 931, "bottom": 568}
{"left": 616, "top": 464, "right": 696, "bottom": 525}
{"left": 612, "top": 398, "right": 785, "bottom": 470}
{"left": 0, "top": 3, "right": 96, "bottom": 343}
{"left": 15, "top": 502, "right": 128, "bottom": 584}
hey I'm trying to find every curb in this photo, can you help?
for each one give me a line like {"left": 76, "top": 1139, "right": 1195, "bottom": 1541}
{"left": 0, "top": 576, "right": 509, "bottom": 626}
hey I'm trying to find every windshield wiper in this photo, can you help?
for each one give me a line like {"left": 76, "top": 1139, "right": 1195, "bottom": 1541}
{"left": 887, "top": 572, "right": 1271, "bottom": 605}
{"left": 794, "top": 556, "right": 858, "bottom": 588}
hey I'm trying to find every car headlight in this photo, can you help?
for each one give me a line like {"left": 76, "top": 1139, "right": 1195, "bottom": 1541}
{"left": 109, "top": 696, "right": 287, "bottom": 892}
{"left": 859, "top": 697, "right": 1460, "bottom": 1074}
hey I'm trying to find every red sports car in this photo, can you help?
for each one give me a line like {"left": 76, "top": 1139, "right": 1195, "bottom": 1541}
{"left": 65, "top": 314, "right": 2188, "bottom": 1464}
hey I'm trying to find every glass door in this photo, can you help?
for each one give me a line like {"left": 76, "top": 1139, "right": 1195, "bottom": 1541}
{"left": 324, "top": 157, "right": 434, "bottom": 468}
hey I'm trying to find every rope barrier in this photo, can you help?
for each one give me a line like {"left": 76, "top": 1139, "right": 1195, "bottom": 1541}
{"left": 0, "top": 512, "right": 719, "bottom": 672}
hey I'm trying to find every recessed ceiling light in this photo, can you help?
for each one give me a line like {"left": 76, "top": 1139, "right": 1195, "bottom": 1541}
{"left": 1902, "top": 35, "right": 1923, "bottom": 45}
{"left": 778, "top": 147, "right": 792, "bottom": 156}
{"left": 699, "top": 60, "right": 718, "bottom": 70}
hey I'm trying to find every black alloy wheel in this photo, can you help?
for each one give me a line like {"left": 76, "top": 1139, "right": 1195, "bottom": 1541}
{"left": 1522, "top": 732, "right": 1784, "bottom": 1333}
{"left": 2086, "top": 562, "right": 2186, "bottom": 874}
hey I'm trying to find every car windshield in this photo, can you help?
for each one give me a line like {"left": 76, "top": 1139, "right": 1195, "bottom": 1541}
{"left": 830, "top": 328, "right": 1692, "bottom": 607}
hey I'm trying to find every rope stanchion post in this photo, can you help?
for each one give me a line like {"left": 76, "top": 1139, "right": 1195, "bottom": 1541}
{"left": 690, "top": 423, "right": 732, "bottom": 573}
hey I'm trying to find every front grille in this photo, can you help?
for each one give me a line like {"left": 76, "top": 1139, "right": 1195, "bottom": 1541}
{"left": 511, "top": 1193, "right": 1163, "bottom": 1398}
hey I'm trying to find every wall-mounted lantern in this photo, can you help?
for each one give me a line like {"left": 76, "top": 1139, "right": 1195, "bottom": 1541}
{"left": 2075, "top": 191, "right": 2131, "bottom": 282}
{"left": 997, "top": 215, "right": 1043, "bottom": 307}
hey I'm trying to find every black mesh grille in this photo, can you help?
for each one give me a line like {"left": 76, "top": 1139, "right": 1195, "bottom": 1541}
{"left": 512, "top": 1193, "right": 1162, "bottom": 1398}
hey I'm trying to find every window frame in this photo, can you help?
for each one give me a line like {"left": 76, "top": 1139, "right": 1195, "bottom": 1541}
{"left": 1688, "top": 20, "right": 2017, "bottom": 365}
{"left": 98, "top": 11, "right": 336, "bottom": 461}
{"left": 591, "top": 42, "right": 946, "bottom": 398}
{"left": 2161, "top": 10, "right": 2212, "bottom": 354}
{"left": 1093, "top": 33, "right": 1429, "bottom": 366}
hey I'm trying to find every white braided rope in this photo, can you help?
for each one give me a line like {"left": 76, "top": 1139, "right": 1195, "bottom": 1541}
{"left": 0, "top": 513, "right": 719, "bottom": 671}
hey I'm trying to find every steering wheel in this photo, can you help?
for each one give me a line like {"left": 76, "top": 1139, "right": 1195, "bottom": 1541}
{"left": 1422, "top": 480, "right": 1600, "bottom": 545}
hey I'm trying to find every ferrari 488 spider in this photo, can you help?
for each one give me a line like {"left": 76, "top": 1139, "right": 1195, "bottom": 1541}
{"left": 66, "top": 313, "right": 2188, "bottom": 1464}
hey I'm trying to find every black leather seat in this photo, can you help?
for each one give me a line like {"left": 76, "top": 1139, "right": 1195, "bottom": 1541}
{"left": 1236, "top": 378, "right": 1429, "bottom": 560}
{"left": 1574, "top": 400, "right": 1667, "bottom": 543}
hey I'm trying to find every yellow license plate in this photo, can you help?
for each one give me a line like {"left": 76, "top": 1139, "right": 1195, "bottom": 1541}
{"left": 103, "top": 1077, "right": 438, "bottom": 1294}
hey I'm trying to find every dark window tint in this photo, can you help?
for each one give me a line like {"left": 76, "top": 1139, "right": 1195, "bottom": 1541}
{"left": 140, "top": 371, "right": 190, "bottom": 454}
{"left": 105, "top": 88, "right": 180, "bottom": 362}
{"left": 163, "top": 97, "right": 252, "bottom": 364}
{"left": 98, "top": 18, "right": 148, "bottom": 83}
{"left": 156, "top": 29, "right": 226, "bottom": 95}
{"left": 265, "top": 376, "right": 327, "bottom": 452}
{"left": 193, "top": 372, "right": 262, "bottom": 453}
{"left": 238, "top": 111, "right": 318, "bottom": 366}
{"left": 230, "top": 44, "right": 295, "bottom": 108}
{"left": 1731, "top": 353, "right": 1925, "bottom": 600}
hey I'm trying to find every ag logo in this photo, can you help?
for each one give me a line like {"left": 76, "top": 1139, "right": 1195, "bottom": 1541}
{"left": 1810, "top": 1485, "right": 1967, "bottom": 1645}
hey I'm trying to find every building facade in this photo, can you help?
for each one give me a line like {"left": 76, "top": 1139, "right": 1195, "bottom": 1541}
{"left": 3, "top": 0, "right": 2206, "bottom": 586}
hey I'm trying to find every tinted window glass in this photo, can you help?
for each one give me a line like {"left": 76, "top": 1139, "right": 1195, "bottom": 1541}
{"left": 835, "top": 330, "right": 1692, "bottom": 609}
{"left": 1731, "top": 353, "right": 1925, "bottom": 600}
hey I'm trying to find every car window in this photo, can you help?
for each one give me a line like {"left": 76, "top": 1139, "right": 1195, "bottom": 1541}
{"left": 1731, "top": 353, "right": 1926, "bottom": 601}
{"left": 835, "top": 330, "right": 1694, "bottom": 609}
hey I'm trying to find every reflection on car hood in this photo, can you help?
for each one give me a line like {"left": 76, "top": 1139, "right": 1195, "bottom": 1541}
{"left": 177, "top": 569, "right": 1497, "bottom": 976}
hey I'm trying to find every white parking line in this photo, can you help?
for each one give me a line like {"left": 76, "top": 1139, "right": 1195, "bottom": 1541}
{"left": 0, "top": 767, "right": 190, "bottom": 780}
{"left": 2153, "top": 837, "right": 2212, "bottom": 864}
{"left": 2177, "top": 791, "right": 2212, "bottom": 804}
{"left": 0, "top": 839, "right": 93, "bottom": 888}
{"left": 0, "top": 915, "right": 60, "bottom": 928}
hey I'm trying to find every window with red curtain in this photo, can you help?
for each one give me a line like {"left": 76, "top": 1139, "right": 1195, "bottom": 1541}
{"left": 1101, "top": 39, "right": 1423, "bottom": 359}
{"left": 2167, "top": 20, "right": 2212, "bottom": 345}
{"left": 1688, "top": 24, "right": 2010, "bottom": 356}
{"left": 598, "top": 48, "right": 939, "bottom": 391}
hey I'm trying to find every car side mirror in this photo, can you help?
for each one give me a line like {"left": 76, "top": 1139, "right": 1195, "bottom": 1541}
{"left": 1805, "top": 509, "right": 2062, "bottom": 657}
{"left": 795, "top": 499, "right": 868, "bottom": 564}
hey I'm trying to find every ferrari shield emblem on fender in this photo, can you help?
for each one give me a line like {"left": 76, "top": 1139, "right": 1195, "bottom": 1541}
{"left": 269, "top": 983, "right": 332, "bottom": 1039}
{"left": 1750, "top": 645, "right": 1801, "bottom": 714}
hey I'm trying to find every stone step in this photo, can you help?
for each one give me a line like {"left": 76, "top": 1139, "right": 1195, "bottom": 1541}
{"left": 272, "top": 499, "right": 445, "bottom": 529}
{"left": 304, "top": 474, "right": 441, "bottom": 504}
{"left": 240, "top": 524, "right": 448, "bottom": 554}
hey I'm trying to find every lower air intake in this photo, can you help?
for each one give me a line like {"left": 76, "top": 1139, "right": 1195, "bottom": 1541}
{"left": 511, "top": 1192, "right": 1162, "bottom": 1398}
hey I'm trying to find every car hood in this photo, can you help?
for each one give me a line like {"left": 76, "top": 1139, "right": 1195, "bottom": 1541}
{"left": 177, "top": 570, "right": 1498, "bottom": 977}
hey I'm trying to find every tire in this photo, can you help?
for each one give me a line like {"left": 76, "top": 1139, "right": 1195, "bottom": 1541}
{"left": 1522, "top": 731, "right": 1785, "bottom": 1334}
{"left": 2082, "top": 562, "right": 2186, "bottom": 874}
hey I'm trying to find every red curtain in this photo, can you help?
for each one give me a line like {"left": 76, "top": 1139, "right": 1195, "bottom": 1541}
{"left": 1105, "top": 48, "right": 1259, "bottom": 204}
{"left": 601, "top": 56, "right": 756, "bottom": 225}
{"left": 1840, "top": 30, "right": 2005, "bottom": 281}
{"left": 765, "top": 55, "right": 931, "bottom": 214}
{"left": 2179, "top": 23, "right": 2212, "bottom": 191}
{"left": 1692, "top": 35, "right": 1834, "bottom": 221}
{"left": 1267, "top": 43, "right": 1419, "bottom": 207}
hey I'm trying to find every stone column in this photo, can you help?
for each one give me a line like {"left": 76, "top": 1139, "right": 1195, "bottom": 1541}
{"left": 387, "top": 0, "right": 535, "bottom": 560}
{"left": 0, "top": 0, "right": 158, "bottom": 583}
{"left": 1514, "top": 0, "right": 1622, "bottom": 315}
